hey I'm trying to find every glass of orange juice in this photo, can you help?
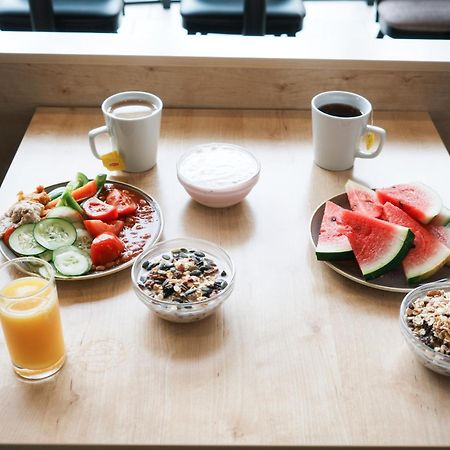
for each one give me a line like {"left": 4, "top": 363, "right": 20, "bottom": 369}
{"left": 0, "top": 257, "right": 65, "bottom": 380}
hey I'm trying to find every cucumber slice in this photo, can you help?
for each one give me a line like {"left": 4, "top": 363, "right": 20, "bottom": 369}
{"left": 46, "top": 206, "right": 83, "bottom": 223}
{"left": 9, "top": 224, "right": 46, "bottom": 256}
{"left": 53, "top": 245, "right": 91, "bottom": 276}
{"left": 75, "top": 228, "right": 93, "bottom": 252}
{"left": 38, "top": 249, "right": 53, "bottom": 262}
{"left": 33, "top": 218, "right": 77, "bottom": 251}
{"left": 47, "top": 186, "right": 66, "bottom": 201}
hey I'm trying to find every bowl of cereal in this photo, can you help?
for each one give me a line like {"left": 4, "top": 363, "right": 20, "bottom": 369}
{"left": 131, "top": 237, "right": 235, "bottom": 323}
{"left": 400, "top": 280, "right": 450, "bottom": 376}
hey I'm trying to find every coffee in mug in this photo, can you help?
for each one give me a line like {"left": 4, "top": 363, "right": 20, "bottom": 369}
{"left": 318, "top": 103, "right": 362, "bottom": 118}
{"left": 89, "top": 91, "right": 163, "bottom": 172}
{"left": 311, "top": 91, "right": 386, "bottom": 171}
{"left": 107, "top": 99, "right": 158, "bottom": 120}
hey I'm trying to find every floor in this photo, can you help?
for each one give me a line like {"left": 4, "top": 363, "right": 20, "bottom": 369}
{"left": 119, "top": 1, "right": 381, "bottom": 39}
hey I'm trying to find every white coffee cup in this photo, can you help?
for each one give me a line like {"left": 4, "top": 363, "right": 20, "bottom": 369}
{"left": 311, "top": 91, "right": 386, "bottom": 171}
{"left": 89, "top": 91, "right": 163, "bottom": 172}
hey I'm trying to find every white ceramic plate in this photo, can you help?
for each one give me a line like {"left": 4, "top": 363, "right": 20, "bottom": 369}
{"left": 0, "top": 180, "right": 163, "bottom": 281}
{"left": 310, "top": 192, "right": 450, "bottom": 293}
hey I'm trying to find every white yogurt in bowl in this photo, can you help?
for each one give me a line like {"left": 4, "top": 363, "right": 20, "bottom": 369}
{"left": 177, "top": 143, "right": 261, "bottom": 208}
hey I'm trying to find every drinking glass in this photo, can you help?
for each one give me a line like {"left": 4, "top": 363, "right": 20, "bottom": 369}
{"left": 0, "top": 257, "right": 65, "bottom": 380}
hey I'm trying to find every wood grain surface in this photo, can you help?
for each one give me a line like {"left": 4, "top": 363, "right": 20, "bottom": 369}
{"left": 0, "top": 107, "right": 449, "bottom": 447}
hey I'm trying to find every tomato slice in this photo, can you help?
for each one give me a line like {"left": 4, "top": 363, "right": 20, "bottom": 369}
{"left": 90, "top": 232, "right": 125, "bottom": 266}
{"left": 106, "top": 189, "right": 137, "bottom": 217}
{"left": 2, "top": 226, "right": 15, "bottom": 245}
{"left": 83, "top": 197, "right": 118, "bottom": 221}
{"left": 84, "top": 220, "right": 124, "bottom": 238}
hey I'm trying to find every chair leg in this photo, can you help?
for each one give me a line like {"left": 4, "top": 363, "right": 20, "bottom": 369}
{"left": 162, "top": 0, "right": 170, "bottom": 9}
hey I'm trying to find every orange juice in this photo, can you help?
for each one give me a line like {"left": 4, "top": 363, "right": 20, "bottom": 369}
{"left": 0, "top": 276, "right": 65, "bottom": 378}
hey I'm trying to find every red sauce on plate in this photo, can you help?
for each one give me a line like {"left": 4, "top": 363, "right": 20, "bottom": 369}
{"left": 96, "top": 184, "right": 156, "bottom": 271}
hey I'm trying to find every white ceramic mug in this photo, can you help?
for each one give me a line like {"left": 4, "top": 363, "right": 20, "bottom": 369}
{"left": 311, "top": 91, "right": 386, "bottom": 171}
{"left": 89, "top": 91, "right": 163, "bottom": 172}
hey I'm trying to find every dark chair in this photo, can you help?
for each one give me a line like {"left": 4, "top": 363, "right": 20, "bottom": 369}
{"left": 0, "top": 0, "right": 124, "bottom": 32}
{"left": 180, "top": 0, "right": 305, "bottom": 36}
{"left": 376, "top": 0, "right": 450, "bottom": 39}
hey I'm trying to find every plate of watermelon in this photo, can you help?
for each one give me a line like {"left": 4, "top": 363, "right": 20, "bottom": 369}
{"left": 310, "top": 180, "right": 450, "bottom": 293}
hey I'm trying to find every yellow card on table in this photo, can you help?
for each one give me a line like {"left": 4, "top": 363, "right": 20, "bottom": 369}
{"left": 100, "top": 151, "right": 125, "bottom": 171}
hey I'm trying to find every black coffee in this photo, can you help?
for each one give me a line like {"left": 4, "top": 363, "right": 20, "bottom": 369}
{"left": 318, "top": 103, "right": 362, "bottom": 118}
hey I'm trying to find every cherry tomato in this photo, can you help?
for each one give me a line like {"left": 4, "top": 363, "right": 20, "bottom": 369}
{"left": 83, "top": 197, "right": 118, "bottom": 221}
{"left": 83, "top": 220, "right": 124, "bottom": 238}
{"left": 90, "top": 232, "right": 125, "bottom": 266}
{"left": 106, "top": 189, "right": 137, "bottom": 217}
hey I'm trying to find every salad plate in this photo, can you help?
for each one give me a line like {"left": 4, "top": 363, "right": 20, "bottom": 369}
{"left": 0, "top": 180, "right": 163, "bottom": 281}
{"left": 310, "top": 193, "right": 450, "bottom": 293}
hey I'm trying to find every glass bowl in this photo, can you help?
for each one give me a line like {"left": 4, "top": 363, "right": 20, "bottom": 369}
{"left": 131, "top": 237, "right": 235, "bottom": 323}
{"left": 400, "top": 280, "right": 450, "bottom": 376}
{"left": 176, "top": 143, "right": 261, "bottom": 208}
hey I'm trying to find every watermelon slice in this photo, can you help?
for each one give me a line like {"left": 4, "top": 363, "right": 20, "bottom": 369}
{"left": 376, "top": 181, "right": 442, "bottom": 224}
{"left": 425, "top": 223, "right": 450, "bottom": 266}
{"left": 431, "top": 205, "right": 450, "bottom": 226}
{"left": 340, "top": 209, "right": 414, "bottom": 280}
{"left": 345, "top": 179, "right": 383, "bottom": 218}
{"left": 316, "top": 201, "right": 353, "bottom": 261}
{"left": 383, "top": 202, "right": 450, "bottom": 284}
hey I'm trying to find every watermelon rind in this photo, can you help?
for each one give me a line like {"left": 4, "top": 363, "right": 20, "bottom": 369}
{"left": 376, "top": 181, "right": 442, "bottom": 224}
{"left": 316, "top": 201, "right": 353, "bottom": 261}
{"left": 406, "top": 245, "right": 450, "bottom": 284}
{"left": 431, "top": 205, "right": 450, "bottom": 226}
{"left": 316, "top": 244, "right": 353, "bottom": 261}
{"left": 424, "top": 223, "right": 450, "bottom": 268}
{"left": 383, "top": 202, "right": 450, "bottom": 284}
{"left": 341, "top": 210, "right": 415, "bottom": 281}
{"left": 363, "top": 229, "right": 415, "bottom": 280}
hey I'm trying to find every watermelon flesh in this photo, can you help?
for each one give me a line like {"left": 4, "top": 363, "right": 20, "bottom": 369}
{"left": 345, "top": 179, "right": 383, "bottom": 218}
{"left": 316, "top": 201, "right": 353, "bottom": 261}
{"left": 425, "top": 223, "right": 450, "bottom": 267}
{"left": 383, "top": 202, "right": 450, "bottom": 284}
{"left": 340, "top": 209, "right": 415, "bottom": 280}
{"left": 376, "top": 181, "right": 442, "bottom": 224}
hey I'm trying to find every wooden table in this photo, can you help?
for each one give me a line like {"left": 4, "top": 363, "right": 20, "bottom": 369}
{"left": 0, "top": 107, "right": 449, "bottom": 448}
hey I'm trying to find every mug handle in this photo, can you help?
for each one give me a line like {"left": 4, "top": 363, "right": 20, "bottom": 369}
{"left": 355, "top": 125, "right": 386, "bottom": 159}
{"left": 88, "top": 126, "right": 109, "bottom": 160}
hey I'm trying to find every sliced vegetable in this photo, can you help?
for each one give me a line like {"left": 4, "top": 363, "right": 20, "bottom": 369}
{"left": 75, "top": 228, "right": 93, "bottom": 252}
{"left": 46, "top": 206, "right": 83, "bottom": 223}
{"left": 83, "top": 197, "right": 118, "bottom": 221}
{"left": 95, "top": 174, "right": 107, "bottom": 193}
{"left": 59, "top": 190, "right": 84, "bottom": 215}
{"left": 53, "top": 245, "right": 91, "bottom": 276}
{"left": 83, "top": 219, "right": 124, "bottom": 237}
{"left": 46, "top": 174, "right": 107, "bottom": 209}
{"left": 2, "top": 226, "right": 16, "bottom": 245}
{"left": 106, "top": 189, "right": 137, "bottom": 216}
{"left": 38, "top": 250, "right": 53, "bottom": 262}
{"left": 90, "top": 232, "right": 124, "bottom": 266}
{"left": 9, "top": 224, "right": 46, "bottom": 256}
{"left": 33, "top": 218, "right": 77, "bottom": 251}
{"left": 66, "top": 172, "right": 89, "bottom": 192}
{"left": 47, "top": 186, "right": 66, "bottom": 201}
